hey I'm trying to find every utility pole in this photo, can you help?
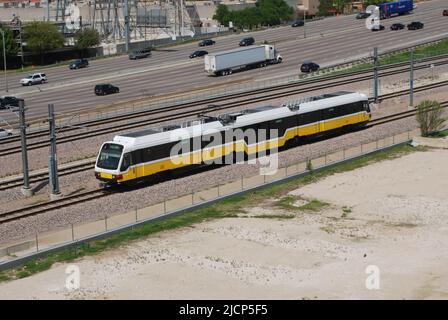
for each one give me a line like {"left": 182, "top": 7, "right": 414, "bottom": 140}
{"left": 409, "top": 48, "right": 414, "bottom": 109}
{"left": 144, "top": 0, "right": 147, "bottom": 47}
{"left": 303, "top": 10, "right": 306, "bottom": 39}
{"left": 180, "top": 0, "right": 184, "bottom": 39}
{"left": 373, "top": 47, "right": 379, "bottom": 103}
{"left": 48, "top": 104, "right": 61, "bottom": 200}
{"left": 18, "top": 99, "right": 33, "bottom": 197}
{"left": 0, "top": 29, "right": 8, "bottom": 92}
{"left": 47, "top": 0, "right": 51, "bottom": 21}
{"left": 124, "top": 0, "right": 130, "bottom": 52}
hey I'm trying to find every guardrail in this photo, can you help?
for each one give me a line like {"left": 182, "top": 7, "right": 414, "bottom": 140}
{"left": 0, "top": 128, "right": 420, "bottom": 270}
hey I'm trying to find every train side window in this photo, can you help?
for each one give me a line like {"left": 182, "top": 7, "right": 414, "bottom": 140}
{"left": 142, "top": 148, "right": 151, "bottom": 162}
{"left": 132, "top": 150, "right": 142, "bottom": 165}
{"left": 120, "top": 153, "right": 131, "bottom": 171}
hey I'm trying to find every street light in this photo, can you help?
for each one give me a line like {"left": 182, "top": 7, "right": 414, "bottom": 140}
{"left": 0, "top": 29, "right": 8, "bottom": 92}
{"left": 303, "top": 10, "right": 307, "bottom": 39}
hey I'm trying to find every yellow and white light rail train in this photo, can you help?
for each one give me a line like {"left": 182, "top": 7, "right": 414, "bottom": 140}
{"left": 94, "top": 91, "right": 371, "bottom": 185}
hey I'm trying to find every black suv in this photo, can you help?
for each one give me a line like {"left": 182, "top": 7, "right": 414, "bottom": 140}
{"left": 69, "top": 59, "right": 89, "bottom": 69}
{"left": 128, "top": 48, "right": 152, "bottom": 60}
{"left": 291, "top": 20, "right": 304, "bottom": 27}
{"left": 390, "top": 23, "right": 405, "bottom": 30}
{"left": 407, "top": 21, "right": 424, "bottom": 30}
{"left": 300, "top": 61, "right": 320, "bottom": 73}
{"left": 0, "top": 96, "right": 23, "bottom": 109}
{"left": 95, "top": 84, "right": 119, "bottom": 96}
{"left": 189, "top": 50, "right": 208, "bottom": 59}
{"left": 356, "top": 12, "right": 370, "bottom": 19}
{"left": 239, "top": 37, "right": 255, "bottom": 46}
{"left": 199, "top": 39, "right": 215, "bottom": 47}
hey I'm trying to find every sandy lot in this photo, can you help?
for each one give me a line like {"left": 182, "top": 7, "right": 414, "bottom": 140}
{"left": 1, "top": 148, "right": 448, "bottom": 299}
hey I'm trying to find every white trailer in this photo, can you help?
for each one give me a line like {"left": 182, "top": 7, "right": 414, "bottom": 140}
{"left": 204, "top": 45, "right": 282, "bottom": 76}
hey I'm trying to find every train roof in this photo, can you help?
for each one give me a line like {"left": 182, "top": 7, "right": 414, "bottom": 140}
{"left": 112, "top": 91, "right": 367, "bottom": 149}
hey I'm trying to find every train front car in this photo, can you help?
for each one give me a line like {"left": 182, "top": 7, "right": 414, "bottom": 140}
{"left": 94, "top": 141, "right": 126, "bottom": 185}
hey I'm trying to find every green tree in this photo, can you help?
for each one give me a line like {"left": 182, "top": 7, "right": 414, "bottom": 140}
{"left": 416, "top": 100, "right": 446, "bottom": 137}
{"left": 74, "top": 28, "right": 100, "bottom": 57}
{"left": 0, "top": 25, "right": 18, "bottom": 60}
{"left": 213, "top": 4, "right": 232, "bottom": 27}
{"left": 23, "top": 21, "right": 64, "bottom": 64}
{"left": 318, "top": 0, "right": 334, "bottom": 16}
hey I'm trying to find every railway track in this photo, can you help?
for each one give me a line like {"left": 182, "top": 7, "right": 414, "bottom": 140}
{"left": 4, "top": 54, "right": 447, "bottom": 146}
{"left": 0, "top": 189, "right": 111, "bottom": 224}
{"left": 1, "top": 58, "right": 448, "bottom": 158}
{"left": 1, "top": 99, "right": 447, "bottom": 223}
{"left": 0, "top": 161, "right": 94, "bottom": 192}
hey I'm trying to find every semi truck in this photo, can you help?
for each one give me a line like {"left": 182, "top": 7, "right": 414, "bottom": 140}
{"left": 379, "top": 0, "right": 414, "bottom": 19}
{"left": 204, "top": 45, "right": 282, "bottom": 76}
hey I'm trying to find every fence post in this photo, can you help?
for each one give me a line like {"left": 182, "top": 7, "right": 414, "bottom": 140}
{"left": 36, "top": 234, "right": 39, "bottom": 252}
{"left": 135, "top": 207, "right": 138, "bottom": 222}
{"left": 105, "top": 215, "right": 108, "bottom": 231}
{"left": 241, "top": 176, "right": 244, "bottom": 190}
{"left": 71, "top": 224, "right": 74, "bottom": 241}
{"left": 164, "top": 200, "right": 166, "bottom": 213}
{"left": 343, "top": 148, "right": 346, "bottom": 159}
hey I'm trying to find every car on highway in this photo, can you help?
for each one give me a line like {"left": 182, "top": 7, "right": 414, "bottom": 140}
{"left": 239, "top": 37, "right": 255, "bottom": 46}
{"left": 291, "top": 20, "right": 304, "bottom": 27}
{"left": 0, "top": 128, "right": 13, "bottom": 138}
{"left": 95, "top": 83, "right": 119, "bottom": 96}
{"left": 407, "top": 21, "right": 424, "bottom": 30}
{"left": 20, "top": 73, "right": 47, "bottom": 86}
{"left": 443, "top": 9, "right": 448, "bottom": 16}
{"left": 128, "top": 48, "right": 152, "bottom": 60}
{"left": 69, "top": 58, "right": 89, "bottom": 69}
{"left": 356, "top": 12, "right": 370, "bottom": 19}
{"left": 390, "top": 23, "right": 405, "bottom": 30}
{"left": 371, "top": 24, "right": 385, "bottom": 31}
{"left": 0, "top": 96, "right": 23, "bottom": 109}
{"left": 189, "top": 50, "right": 208, "bottom": 58}
{"left": 300, "top": 61, "right": 320, "bottom": 73}
{"left": 198, "top": 39, "right": 215, "bottom": 47}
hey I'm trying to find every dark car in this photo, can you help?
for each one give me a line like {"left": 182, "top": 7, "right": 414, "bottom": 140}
{"left": 128, "top": 48, "right": 152, "bottom": 60}
{"left": 356, "top": 12, "right": 370, "bottom": 19}
{"left": 69, "top": 59, "right": 89, "bottom": 69}
{"left": 291, "top": 20, "right": 304, "bottom": 27}
{"left": 371, "top": 24, "right": 385, "bottom": 31}
{"left": 95, "top": 84, "right": 119, "bottom": 96}
{"left": 0, "top": 96, "right": 23, "bottom": 109}
{"left": 407, "top": 21, "right": 424, "bottom": 30}
{"left": 300, "top": 61, "right": 320, "bottom": 73}
{"left": 199, "top": 39, "right": 215, "bottom": 47}
{"left": 443, "top": 9, "right": 448, "bottom": 16}
{"left": 390, "top": 23, "right": 405, "bottom": 30}
{"left": 189, "top": 50, "right": 208, "bottom": 58}
{"left": 239, "top": 37, "right": 255, "bottom": 46}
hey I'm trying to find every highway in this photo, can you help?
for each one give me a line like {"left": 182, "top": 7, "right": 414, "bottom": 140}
{"left": 0, "top": 0, "right": 447, "bottom": 124}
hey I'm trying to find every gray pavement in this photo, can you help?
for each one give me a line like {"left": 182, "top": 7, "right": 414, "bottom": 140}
{"left": 0, "top": 0, "right": 447, "bottom": 123}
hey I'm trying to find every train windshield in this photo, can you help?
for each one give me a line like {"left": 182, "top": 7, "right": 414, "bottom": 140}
{"left": 96, "top": 143, "right": 123, "bottom": 170}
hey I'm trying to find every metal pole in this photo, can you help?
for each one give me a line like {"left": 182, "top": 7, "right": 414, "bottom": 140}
{"left": 409, "top": 48, "right": 414, "bottom": 109}
{"left": 303, "top": 10, "right": 306, "bottom": 39}
{"left": 48, "top": 104, "right": 60, "bottom": 197}
{"left": 124, "top": 0, "right": 130, "bottom": 52}
{"left": 18, "top": 99, "right": 31, "bottom": 194}
{"left": 144, "top": 1, "right": 147, "bottom": 47}
{"left": 47, "top": 0, "right": 50, "bottom": 21}
{"left": 180, "top": 0, "right": 184, "bottom": 39}
{"left": 1, "top": 30, "right": 7, "bottom": 92}
{"left": 373, "top": 47, "right": 379, "bottom": 103}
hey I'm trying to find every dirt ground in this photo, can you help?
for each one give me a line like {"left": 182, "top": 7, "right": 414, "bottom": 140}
{"left": 1, "top": 147, "right": 448, "bottom": 299}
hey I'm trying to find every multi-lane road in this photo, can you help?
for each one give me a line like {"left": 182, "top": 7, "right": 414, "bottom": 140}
{"left": 0, "top": 0, "right": 447, "bottom": 124}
